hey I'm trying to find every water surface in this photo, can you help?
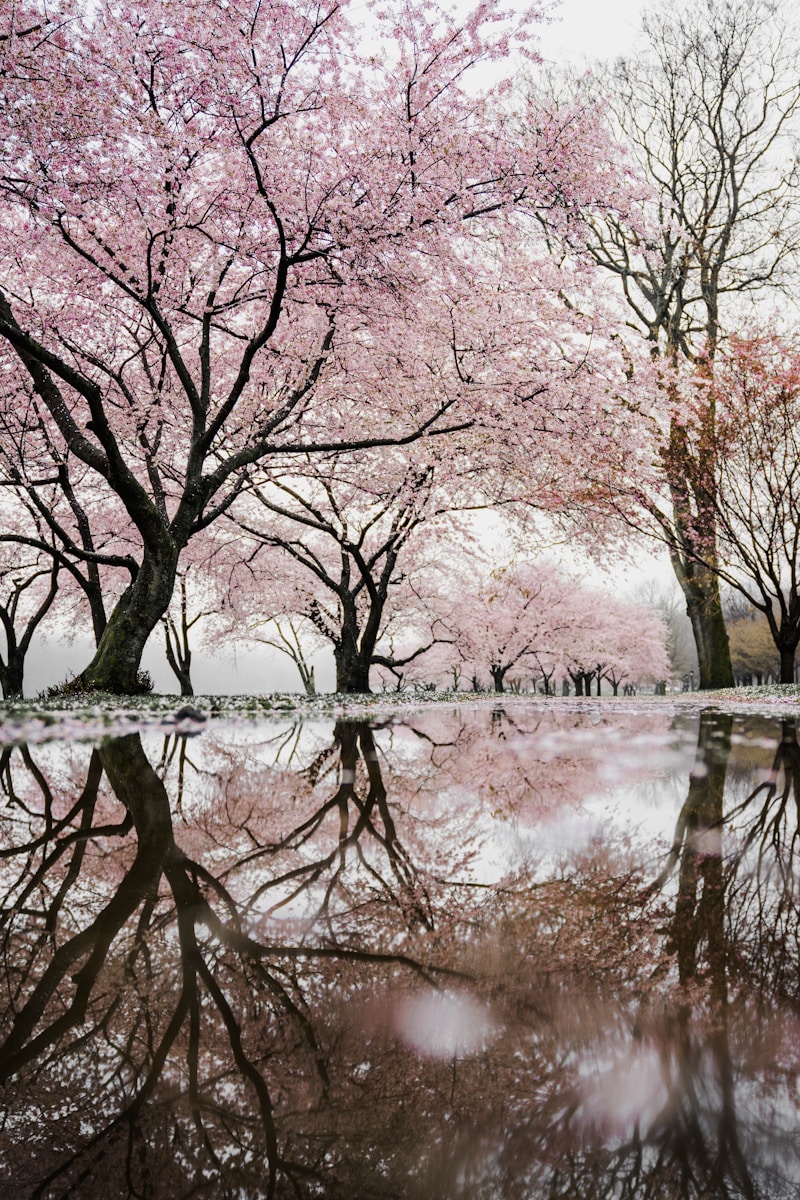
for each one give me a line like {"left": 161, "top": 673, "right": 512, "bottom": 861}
{"left": 0, "top": 702, "right": 798, "bottom": 1198}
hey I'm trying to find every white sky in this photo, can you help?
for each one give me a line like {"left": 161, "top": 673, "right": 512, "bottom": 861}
{"left": 533, "top": 0, "right": 647, "bottom": 65}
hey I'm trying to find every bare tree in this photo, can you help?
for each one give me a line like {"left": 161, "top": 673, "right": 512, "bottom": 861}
{"left": 582, "top": 0, "right": 800, "bottom": 688}
{"left": 633, "top": 575, "right": 699, "bottom": 682}
{"left": 250, "top": 617, "right": 318, "bottom": 696}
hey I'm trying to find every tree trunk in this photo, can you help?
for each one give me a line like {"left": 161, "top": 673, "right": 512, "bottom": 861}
{"left": 0, "top": 654, "right": 24, "bottom": 700}
{"left": 300, "top": 664, "right": 316, "bottom": 697}
{"left": 665, "top": 415, "right": 735, "bottom": 690}
{"left": 164, "top": 629, "right": 194, "bottom": 696}
{"left": 73, "top": 541, "right": 180, "bottom": 694}
{"left": 779, "top": 644, "right": 796, "bottom": 685}
{"left": 177, "top": 670, "right": 194, "bottom": 697}
{"left": 490, "top": 665, "right": 506, "bottom": 693}
{"left": 334, "top": 597, "right": 384, "bottom": 693}
{"left": 334, "top": 618, "right": 371, "bottom": 693}
{"left": 335, "top": 650, "right": 371, "bottom": 692}
{"left": 164, "top": 648, "right": 193, "bottom": 696}
{"left": 682, "top": 572, "right": 734, "bottom": 690}
{"left": 667, "top": 545, "right": 734, "bottom": 690}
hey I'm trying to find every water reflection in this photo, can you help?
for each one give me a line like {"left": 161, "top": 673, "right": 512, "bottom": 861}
{"left": 0, "top": 706, "right": 798, "bottom": 1197}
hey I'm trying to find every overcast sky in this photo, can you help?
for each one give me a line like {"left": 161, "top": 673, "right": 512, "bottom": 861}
{"left": 534, "top": 0, "right": 646, "bottom": 65}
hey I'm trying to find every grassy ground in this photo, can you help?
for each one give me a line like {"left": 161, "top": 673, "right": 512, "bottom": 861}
{"left": 2, "top": 683, "right": 800, "bottom": 747}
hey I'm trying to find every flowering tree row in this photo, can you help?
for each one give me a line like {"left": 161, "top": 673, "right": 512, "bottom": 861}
{"left": 371, "top": 558, "right": 671, "bottom": 696}
{"left": 213, "top": 536, "right": 670, "bottom": 695}
{"left": 0, "top": 0, "right": 641, "bottom": 695}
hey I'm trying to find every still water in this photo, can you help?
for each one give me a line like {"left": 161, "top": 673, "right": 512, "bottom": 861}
{"left": 0, "top": 701, "right": 799, "bottom": 1199}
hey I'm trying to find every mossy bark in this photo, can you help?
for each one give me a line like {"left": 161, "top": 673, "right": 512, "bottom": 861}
{"left": 680, "top": 566, "right": 735, "bottom": 690}
{"left": 73, "top": 541, "right": 180, "bottom": 694}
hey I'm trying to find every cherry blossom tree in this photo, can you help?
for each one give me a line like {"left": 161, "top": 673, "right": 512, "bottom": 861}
{"left": 222, "top": 448, "right": 469, "bottom": 692}
{"left": 430, "top": 557, "right": 578, "bottom": 693}
{"left": 561, "top": 599, "right": 671, "bottom": 697}
{"left": 434, "top": 557, "right": 671, "bottom": 696}
{"left": 216, "top": 194, "right": 643, "bottom": 694}
{"left": 0, "top": 0, "right": 627, "bottom": 694}
{"left": 594, "top": 600, "right": 672, "bottom": 695}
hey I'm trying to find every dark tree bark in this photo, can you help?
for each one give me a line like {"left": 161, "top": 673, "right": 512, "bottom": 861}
{"left": 0, "top": 559, "right": 59, "bottom": 699}
{"left": 334, "top": 621, "right": 373, "bottom": 694}
{"left": 490, "top": 664, "right": 507, "bottom": 693}
{"left": 78, "top": 541, "right": 180, "bottom": 694}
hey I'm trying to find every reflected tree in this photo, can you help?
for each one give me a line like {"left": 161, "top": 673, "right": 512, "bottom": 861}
{"left": 1, "top": 710, "right": 800, "bottom": 1198}
{"left": 0, "top": 724, "right": 469, "bottom": 1197}
{"left": 592, "top": 709, "right": 800, "bottom": 1200}
{"left": 726, "top": 716, "right": 800, "bottom": 1006}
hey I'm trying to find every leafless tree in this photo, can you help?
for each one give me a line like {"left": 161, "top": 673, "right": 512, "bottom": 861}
{"left": 584, "top": 0, "right": 800, "bottom": 687}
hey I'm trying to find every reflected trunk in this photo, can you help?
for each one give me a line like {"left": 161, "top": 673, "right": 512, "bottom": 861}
{"left": 653, "top": 712, "right": 755, "bottom": 1198}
